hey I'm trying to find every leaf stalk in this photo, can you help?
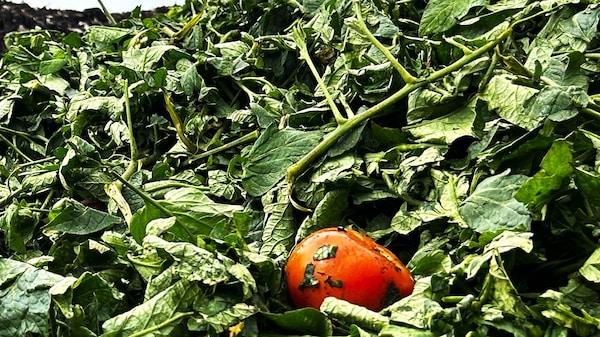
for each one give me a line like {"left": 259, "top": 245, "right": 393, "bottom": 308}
{"left": 163, "top": 92, "right": 199, "bottom": 153}
{"left": 286, "top": 25, "right": 514, "bottom": 187}
{"left": 122, "top": 79, "right": 139, "bottom": 182}
{"left": 292, "top": 26, "right": 347, "bottom": 124}
{"left": 354, "top": 1, "right": 417, "bottom": 84}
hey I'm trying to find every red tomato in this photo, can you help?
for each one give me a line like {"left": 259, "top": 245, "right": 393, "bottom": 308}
{"left": 285, "top": 227, "right": 414, "bottom": 311}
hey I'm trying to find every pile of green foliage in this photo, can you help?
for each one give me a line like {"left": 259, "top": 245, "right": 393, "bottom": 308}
{"left": 1, "top": 0, "right": 600, "bottom": 336}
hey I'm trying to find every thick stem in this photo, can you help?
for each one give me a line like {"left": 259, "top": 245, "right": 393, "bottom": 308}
{"left": 286, "top": 82, "right": 420, "bottom": 183}
{"left": 286, "top": 26, "right": 514, "bottom": 185}
{"left": 164, "top": 92, "right": 198, "bottom": 153}
{"left": 122, "top": 79, "right": 139, "bottom": 181}
{"left": 354, "top": 2, "right": 417, "bottom": 84}
{"left": 129, "top": 312, "right": 194, "bottom": 337}
{"left": 97, "top": 0, "right": 117, "bottom": 26}
{"left": 184, "top": 130, "right": 260, "bottom": 165}
{"left": 293, "top": 26, "right": 347, "bottom": 124}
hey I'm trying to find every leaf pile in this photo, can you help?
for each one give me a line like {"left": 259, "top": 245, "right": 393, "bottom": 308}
{"left": 2, "top": 0, "right": 600, "bottom": 336}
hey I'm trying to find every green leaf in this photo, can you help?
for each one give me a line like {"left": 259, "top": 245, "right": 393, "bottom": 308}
{"left": 321, "top": 297, "right": 389, "bottom": 332}
{"left": 39, "top": 58, "right": 69, "bottom": 75}
{"left": 580, "top": 248, "right": 600, "bottom": 283}
{"left": 50, "top": 272, "right": 125, "bottom": 333}
{"left": 407, "top": 237, "right": 452, "bottom": 276}
{"left": 473, "top": 252, "right": 544, "bottom": 337}
{"left": 160, "top": 188, "right": 245, "bottom": 240}
{"left": 130, "top": 201, "right": 169, "bottom": 243}
{"left": 130, "top": 187, "right": 244, "bottom": 243}
{"left": 459, "top": 171, "right": 531, "bottom": 233}
{"left": 480, "top": 74, "right": 539, "bottom": 130}
{"left": 379, "top": 325, "right": 438, "bottom": 337}
{"left": 310, "top": 155, "right": 357, "bottom": 183}
{"left": 122, "top": 45, "right": 179, "bottom": 72}
{"left": 144, "top": 235, "right": 256, "bottom": 298}
{"left": 459, "top": 231, "right": 533, "bottom": 278}
{"left": 179, "top": 59, "right": 205, "bottom": 97}
{"left": 0, "top": 94, "right": 17, "bottom": 122}
{"left": 101, "top": 279, "right": 198, "bottom": 336}
{"left": 538, "top": 279, "right": 600, "bottom": 336}
{"left": 188, "top": 302, "right": 257, "bottom": 334}
{"left": 45, "top": 198, "right": 122, "bottom": 235}
{"left": 84, "top": 26, "right": 130, "bottom": 47}
{"left": 544, "top": 7, "right": 600, "bottom": 53}
{"left": 525, "top": 86, "right": 584, "bottom": 123}
{"left": 515, "top": 140, "right": 573, "bottom": 213}
{"left": 0, "top": 202, "right": 39, "bottom": 253}
{"left": 296, "top": 189, "right": 349, "bottom": 242}
{"left": 385, "top": 277, "right": 445, "bottom": 330}
{"left": 573, "top": 167, "right": 600, "bottom": 219}
{"left": 259, "top": 185, "right": 296, "bottom": 257}
{"left": 419, "top": 0, "right": 488, "bottom": 36}
{"left": 404, "top": 101, "right": 481, "bottom": 144}
{"left": 242, "top": 126, "right": 323, "bottom": 196}
{"left": 0, "top": 258, "right": 63, "bottom": 337}
{"left": 262, "top": 307, "right": 333, "bottom": 337}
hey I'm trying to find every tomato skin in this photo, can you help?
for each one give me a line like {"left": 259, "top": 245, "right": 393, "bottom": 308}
{"left": 285, "top": 227, "right": 415, "bottom": 311}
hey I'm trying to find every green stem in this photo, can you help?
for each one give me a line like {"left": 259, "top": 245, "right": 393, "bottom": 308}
{"left": 111, "top": 173, "right": 169, "bottom": 214}
{"left": 393, "top": 143, "right": 446, "bottom": 152}
{"left": 163, "top": 92, "right": 198, "bottom": 153}
{"left": 444, "top": 36, "right": 474, "bottom": 55}
{"left": 185, "top": 130, "right": 260, "bottom": 164}
{"left": 585, "top": 53, "right": 600, "bottom": 59}
{"left": 142, "top": 181, "right": 209, "bottom": 193}
{"left": 0, "top": 126, "right": 48, "bottom": 143}
{"left": 0, "top": 187, "right": 24, "bottom": 208}
{"left": 478, "top": 51, "right": 500, "bottom": 92}
{"left": 170, "top": 1, "right": 207, "bottom": 42}
{"left": 129, "top": 312, "right": 194, "bottom": 337}
{"left": 122, "top": 79, "right": 139, "bottom": 181}
{"left": 286, "top": 25, "right": 513, "bottom": 185}
{"left": 111, "top": 172, "right": 198, "bottom": 242}
{"left": 582, "top": 108, "right": 600, "bottom": 120}
{"left": 97, "top": 0, "right": 117, "bottom": 26}
{"left": 0, "top": 133, "right": 33, "bottom": 162}
{"left": 354, "top": 2, "right": 417, "bottom": 84}
{"left": 293, "top": 26, "right": 347, "bottom": 124}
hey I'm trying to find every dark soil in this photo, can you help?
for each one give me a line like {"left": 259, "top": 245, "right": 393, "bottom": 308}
{"left": 0, "top": 1, "right": 168, "bottom": 52}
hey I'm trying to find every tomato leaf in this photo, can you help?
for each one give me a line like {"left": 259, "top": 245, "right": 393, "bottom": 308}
{"left": 242, "top": 125, "right": 323, "bottom": 196}
{"left": 261, "top": 308, "right": 333, "bottom": 337}
{"left": 44, "top": 198, "right": 122, "bottom": 235}
{"left": 0, "top": 259, "right": 63, "bottom": 337}
{"left": 419, "top": 0, "right": 487, "bottom": 36}
{"left": 459, "top": 171, "right": 531, "bottom": 233}
{"left": 515, "top": 140, "right": 573, "bottom": 213}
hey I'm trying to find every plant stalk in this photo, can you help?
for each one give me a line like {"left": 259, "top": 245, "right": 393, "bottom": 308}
{"left": 185, "top": 130, "right": 260, "bottom": 164}
{"left": 97, "top": 0, "right": 117, "bottom": 26}
{"left": 122, "top": 79, "right": 139, "bottom": 182}
{"left": 164, "top": 92, "right": 199, "bottom": 153}
{"left": 354, "top": 1, "right": 417, "bottom": 84}
{"left": 286, "top": 25, "right": 514, "bottom": 186}
{"left": 293, "top": 26, "right": 347, "bottom": 124}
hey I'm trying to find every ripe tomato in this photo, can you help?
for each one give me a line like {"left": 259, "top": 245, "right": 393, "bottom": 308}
{"left": 285, "top": 227, "right": 414, "bottom": 311}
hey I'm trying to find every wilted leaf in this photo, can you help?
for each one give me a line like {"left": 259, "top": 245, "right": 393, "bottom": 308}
{"left": 480, "top": 74, "right": 539, "bottom": 130}
{"left": 102, "top": 279, "right": 199, "bottom": 336}
{"left": 0, "top": 259, "right": 63, "bottom": 337}
{"left": 515, "top": 140, "right": 573, "bottom": 212}
{"left": 459, "top": 171, "right": 531, "bottom": 233}
{"left": 45, "top": 198, "right": 121, "bottom": 235}
{"left": 419, "top": 0, "right": 488, "bottom": 35}
{"left": 580, "top": 248, "right": 600, "bottom": 283}
{"left": 262, "top": 307, "right": 333, "bottom": 337}
{"left": 242, "top": 126, "right": 323, "bottom": 196}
